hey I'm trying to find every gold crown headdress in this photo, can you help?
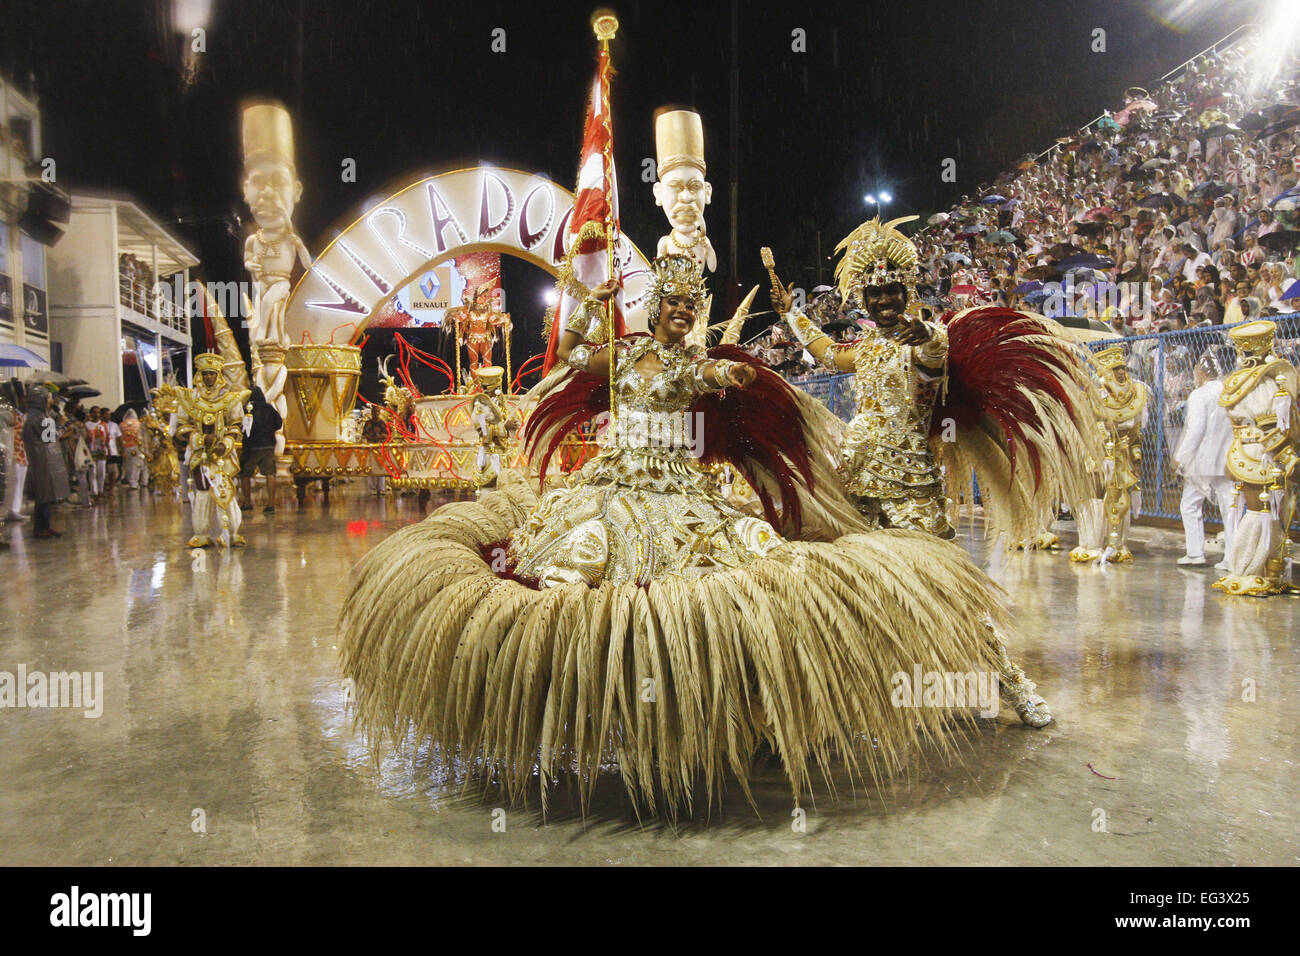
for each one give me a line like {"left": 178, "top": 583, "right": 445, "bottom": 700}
{"left": 194, "top": 352, "right": 224, "bottom": 374}
{"left": 645, "top": 254, "right": 709, "bottom": 324}
{"left": 1092, "top": 346, "right": 1127, "bottom": 371}
{"left": 1228, "top": 320, "right": 1276, "bottom": 358}
{"left": 834, "top": 215, "right": 921, "bottom": 299}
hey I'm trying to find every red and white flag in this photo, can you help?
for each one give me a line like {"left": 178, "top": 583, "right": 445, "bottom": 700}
{"left": 544, "top": 47, "right": 626, "bottom": 373}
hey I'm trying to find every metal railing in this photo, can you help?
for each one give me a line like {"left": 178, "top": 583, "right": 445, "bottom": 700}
{"left": 118, "top": 273, "right": 188, "bottom": 335}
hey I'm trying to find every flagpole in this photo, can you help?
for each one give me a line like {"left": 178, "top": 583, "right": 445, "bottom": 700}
{"left": 593, "top": 10, "right": 619, "bottom": 431}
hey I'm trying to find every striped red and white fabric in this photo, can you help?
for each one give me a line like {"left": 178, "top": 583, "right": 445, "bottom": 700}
{"left": 543, "top": 47, "right": 627, "bottom": 373}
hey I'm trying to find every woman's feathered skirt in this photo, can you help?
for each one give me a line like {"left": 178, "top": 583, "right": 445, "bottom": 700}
{"left": 339, "top": 479, "right": 1011, "bottom": 815}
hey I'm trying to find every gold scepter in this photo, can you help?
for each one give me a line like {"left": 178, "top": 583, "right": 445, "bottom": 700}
{"left": 759, "top": 247, "right": 786, "bottom": 315}
{"left": 593, "top": 9, "right": 619, "bottom": 431}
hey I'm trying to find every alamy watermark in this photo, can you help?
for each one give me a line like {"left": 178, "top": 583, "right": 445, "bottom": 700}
{"left": 1037, "top": 275, "right": 1157, "bottom": 320}
{"left": 890, "top": 666, "right": 999, "bottom": 717}
{"left": 593, "top": 410, "right": 706, "bottom": 458}
{"left": 151, "top": 275, "right": 257, "bottom": 322}
{"left": 0, "top": 666, "right": 103, "bottom": 718}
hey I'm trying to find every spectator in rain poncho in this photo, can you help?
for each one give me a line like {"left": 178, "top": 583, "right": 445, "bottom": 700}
{"left": 21, "top": 384, "right": 70, "bottom": 539}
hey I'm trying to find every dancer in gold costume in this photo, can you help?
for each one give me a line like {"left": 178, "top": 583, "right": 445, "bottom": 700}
{"left": 340, "top": 255, "right": 1051, "bottom": 814}
{"left": 175, "top": 354, "right": 250, "bottom": 548}
{"left": 1213, "top": 321, "right": 1298, "bottom": 596}
{"left": 778, "top": 217, "right": 1104, "bottom": 729}
{"left": 143, "top": 384, "right": 182, "bottom": 496}
{"left": 777, "top": 217, "right": 1098, "bottom": 545}
{"left": 1069, "top": 347, "right": 1149, "bottom": 564}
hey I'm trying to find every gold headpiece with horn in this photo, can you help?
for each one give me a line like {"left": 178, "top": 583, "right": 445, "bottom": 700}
{"left": 833, "top": 215, "right": 921, "bottom": 299}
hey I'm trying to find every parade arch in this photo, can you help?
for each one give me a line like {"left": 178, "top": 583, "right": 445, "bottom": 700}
{"left": 285, "top": 166, "right": 654, "bottom": 347}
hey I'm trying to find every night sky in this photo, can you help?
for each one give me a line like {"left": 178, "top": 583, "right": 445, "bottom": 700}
{"left": 1, "top": 0, "right": 1261, "bottom": 384}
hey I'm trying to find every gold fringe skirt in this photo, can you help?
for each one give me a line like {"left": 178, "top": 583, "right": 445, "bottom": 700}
{"left": 339, "top": 480, "right": 1010, "bottom": 815}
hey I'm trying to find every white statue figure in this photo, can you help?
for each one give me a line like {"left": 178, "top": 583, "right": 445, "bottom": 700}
{"left": 242, "top": 102, "right": 309, "bottom": 454}
{"left": 652, "top": 108, "right": 717, "bottom": 273}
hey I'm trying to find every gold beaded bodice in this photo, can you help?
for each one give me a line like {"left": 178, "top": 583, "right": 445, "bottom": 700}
{"left": 839, "top": 323, "right": 948, "bottom": 500}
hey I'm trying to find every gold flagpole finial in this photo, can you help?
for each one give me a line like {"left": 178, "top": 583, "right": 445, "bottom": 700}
{"left": 592, "top": 9, "right": 619, "bottom": 43}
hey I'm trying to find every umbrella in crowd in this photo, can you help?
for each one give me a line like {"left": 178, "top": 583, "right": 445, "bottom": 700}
{"left": 1196, "top": 108, "right": 1230, "bottom": 128}
{"left": 1046, "top": 242, "right": 1077, "bottom": 260}
{"left": 1255, "top": 110, "right": 1300, "bottom": 140}
{"left": 1238, "top": 110, "right": 1274, "bottom": 131}
{"left": 1258, "top": 230, "right": 1300, "bottom": 253}
{"left": 944, "top": 252, "right": 972, "bottom": 264}
{"left": 1139, "top": 157, "right": 1175, "bottom": 170}
{"left": 1058, "top": 253, "right": 1115, "bottom": 270}
{"left": 927, "top": 212, "right": 950, "bottom": 225}
{"left": 1281, "top": 280, "right": 1300, "bottom": 301}
{"left": 1024, "top": 289, "right": 1052, "bottom": 306}
{"left": 1054, "top": 314, "right": 1116, "bottom": 335}
{"left": 1269, "top": 185, "right": 1300, "bottom": 207}
{"left": 1073, "top": 221, "right": 1109, "bottom": 237}
{"left": 1079, "top": 140, "right": 1103, "bottom": 154}
{"left": 1200, "top": 122, "right": 1240, "bottom": 139}
{"left": 1273, "top": 197, "right": 1299, "bottom": 219}
{"left": 66, "top": 384, "right": 102, "bottom": 399}
{"left": 1151, "top": 110, "right": 1183, "bottom": 122}
{"left": 948, "top": 284, "right": 983, "bottom": 296}
{"left": 1084, "top": 206, "right": 1116, "bottom": 220}
{"left": 0, "top": 344, "right": 50, "bottom": 368}
{"left": 1190, "top": 181, "right": 1234, "bottom": 200}
{"left": 1126, "top": 97, "right": 1159, "bottom": 113}
{"left": 1013, "top": 280, "right": 1045, "bottom": 295}
{"left": 27, "top": 370, "right": 78, "bottom": 385}
{"left": 1139, "top": 192, "right": 1178, "bottom": 209}
{"left": 988, "top": 230, "right": 1018, "bottom": 244}
{"left": 1021, "top": 265, "right": 1063, "bottom": 281}
{"left": 980, "top": 194, "right": 1006, "bottom": 204}
{"left": 956, "top": 224, "right": 988, "bottom": 238}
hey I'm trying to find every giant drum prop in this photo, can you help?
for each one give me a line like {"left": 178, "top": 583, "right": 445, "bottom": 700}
{"left": 284, "top": 344, "right": 361, "bottom": 442}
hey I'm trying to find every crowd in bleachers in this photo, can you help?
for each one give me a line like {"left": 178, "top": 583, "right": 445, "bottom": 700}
{"left": 747, "top": 30, "right": 1300, "bottom": 381}
{"left": 916, "top": 32, "right": 1300, "bottom": 338}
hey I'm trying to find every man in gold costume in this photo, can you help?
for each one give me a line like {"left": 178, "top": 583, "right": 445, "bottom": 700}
{"left": 1069, "top": 347, "right": 1149, "bottom": 564}
{"left": 469, "top": 365, "right": 514, "bottom": 490}
{"left": 779, "top": 216, "right": 954, "bottom": 536}
{"left": 176, "top": 353, "right": 250, "bottom": 548}
{"left": 775, "top": 216, "right": 1110, "bottom": 728}
{"left": 1213, "top": 321, "right": 1298, "bottom": 596}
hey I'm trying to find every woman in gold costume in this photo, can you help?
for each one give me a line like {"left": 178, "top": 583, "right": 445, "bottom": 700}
{"left": 340, "top": 255, "right": 1041, "bottom": 815}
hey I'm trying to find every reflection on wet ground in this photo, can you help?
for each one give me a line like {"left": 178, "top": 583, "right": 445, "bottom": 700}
{"left": 1, "top": 488, "right": 1296, "bottom": 864}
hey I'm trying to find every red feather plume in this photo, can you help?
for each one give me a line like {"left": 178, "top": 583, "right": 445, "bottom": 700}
{"left": 933, "top": 307, "right": 1081, "bottom": 488}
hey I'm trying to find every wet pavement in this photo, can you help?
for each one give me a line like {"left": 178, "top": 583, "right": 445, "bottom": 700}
{"left": 1, "top": 486, "right": 1296, "bottom": 865}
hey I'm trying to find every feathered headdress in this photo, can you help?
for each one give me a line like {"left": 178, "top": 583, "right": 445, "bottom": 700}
{"left": 833, "top": 215, "right": 921, "bottom": 298}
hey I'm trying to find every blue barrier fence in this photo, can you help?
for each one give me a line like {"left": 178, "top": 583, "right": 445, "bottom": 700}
{"left": 789, "top": 314, "right": 1300, "bottom": 531}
